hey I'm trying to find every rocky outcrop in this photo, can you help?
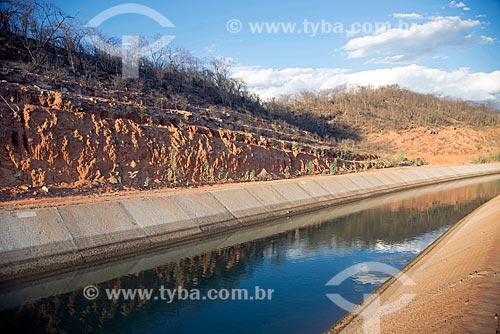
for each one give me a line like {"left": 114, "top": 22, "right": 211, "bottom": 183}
{"left": 0, "top": 79, "right": 374, "bottom": 201}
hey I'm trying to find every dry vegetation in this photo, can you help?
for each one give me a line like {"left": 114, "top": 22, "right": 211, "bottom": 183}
{"left": 0, "top": 0, "right": 374, "bottom": 201}
{"left": 266, "top": 88, "right": 500, "bottom": 164}
{"left": 270, "top": 87, "right": 500, "bottom": 135}
{"left": 0, "top": 0, "right": 263, "bottom": 111}
{"left": 0, "top": 0, "right": 499, "bottom": 201}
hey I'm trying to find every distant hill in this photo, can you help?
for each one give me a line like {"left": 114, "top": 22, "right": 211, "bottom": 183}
{"left": 265, "top": 86, "right": 500, "bottom": 140}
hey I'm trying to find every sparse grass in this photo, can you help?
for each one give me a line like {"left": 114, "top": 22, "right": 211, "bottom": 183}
{"left": 178, "top": 119, "right": 185, "bottom": 131}
{"left": 292, "top": 142, "right": 301, "bottom": 154}
{"left": 241, "top": 170, "right": 255, "bottom": 182}
{"left": 396, "top": 152, "right": 405, "bottom": 165}
{"left": 374, "top": 158, "right": 385, "bottom": 169}
{"left": 476, "top": 155, "right": 488, "bottom": 164}
{"left": 329, "top": 160, "right": 337, "bottom": 175}
{"left": 339, "top": 148, "right": 348, "bottom": 160}
{"left": 217, "top": 168, "right": 228, "bottom": 181}
{"left": 382, "top": 152, "right": 409, "bottom": 168}
{"left": 283, "top": 166, "right": 290, "bottom": 179}
{"left": 202, "top": 161, "right": 215, "bottom": 183}
{"left": 166, "top": 148, "right": 182, "bottom": 183}
{"left": 472, "top": 152, "right": 500, "bottom": 164}
{"left": 412, "top": 157, "right": 426, "bottom": 166}
{"left": 306, "top": 160, "right": 314, "bottom": 174}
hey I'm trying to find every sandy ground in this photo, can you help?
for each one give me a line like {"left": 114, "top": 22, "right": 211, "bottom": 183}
{"left": 362, "top": 126, "right": 500, "bottom": 165}
{"left": 329, "top": 194, "right": 500, "bottom": 334}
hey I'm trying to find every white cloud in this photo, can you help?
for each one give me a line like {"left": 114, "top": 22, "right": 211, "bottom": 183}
{"left": 232, "top": 66, "right": 349, "bottom": 98}
{"left": 365, "top": 54, "right": 412, "bottom": 64}
{"left": 480, "top": 35, "right": 495, "bottom": 44}
{"left": 450, "top": 1, "right": 467, "bottom": 9}
{"left": 450, "top": 1, "right": 471, "bottom": 11}
{"left": 342, "top": 16, "right": 481, "bottom": 61}
{"left": 391, "top": 13, "right": 423, "bottom": 20}
{"left": 451, "top": 1, "right": 464, "bottom": 8}
{"left": 232, "top": 64, "right": 500, "bottom": 103}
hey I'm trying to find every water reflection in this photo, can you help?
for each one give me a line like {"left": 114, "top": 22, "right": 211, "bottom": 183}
{"left": 1, "top": 176, "right": 499, "bottom": 334}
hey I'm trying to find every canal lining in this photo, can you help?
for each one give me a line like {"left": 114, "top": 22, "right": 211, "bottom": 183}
{"left": 1, "top": 164, "right": 500, "bottom": 286}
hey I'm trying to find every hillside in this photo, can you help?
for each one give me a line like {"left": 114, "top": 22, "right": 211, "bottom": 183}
{"left": 0, "top": 31, "right": 376, "bottom": 201}
{"left": 0, "top": 0, "right": 499, "bottom": 202}
{"left": 268, "top": 88, "right": 500, "bottom": 164}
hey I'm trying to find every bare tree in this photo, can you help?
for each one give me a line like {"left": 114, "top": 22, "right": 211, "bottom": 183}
{"left": 13, "top": 0, "right": 74, "bottom": 64}
{"left": 0, "top": 0, "right": 20, "bottom": 34}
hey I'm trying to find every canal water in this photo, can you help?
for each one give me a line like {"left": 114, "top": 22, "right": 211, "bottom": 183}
{"left": 1, "top": 175, "right": 499, "bottom": 334}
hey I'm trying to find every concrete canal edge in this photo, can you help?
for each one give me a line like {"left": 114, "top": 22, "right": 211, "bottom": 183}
{"left": 1, "top": 163, "right": 500, "bottom": 283}
{"left": 326, "top": 192, "right": 500, "bottom": 334}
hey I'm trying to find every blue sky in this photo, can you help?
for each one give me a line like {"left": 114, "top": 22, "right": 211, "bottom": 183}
{"left": 52, "top": 0, "right": 500, "bottom": 102}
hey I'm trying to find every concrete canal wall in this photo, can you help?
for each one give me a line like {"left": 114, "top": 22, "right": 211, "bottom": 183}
{"left": 1, "top": 163, "right": 500, "bottom": 282}
{"left": 328, "top": 194, "right": 500, "bottom": 334}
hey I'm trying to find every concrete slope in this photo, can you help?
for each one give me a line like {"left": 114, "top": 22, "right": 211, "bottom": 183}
{"left": 1, "top": 163, "right": 500, "bottom": 283}
{"left": 328, "top": 193, "right": 500, "bottom": 334}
